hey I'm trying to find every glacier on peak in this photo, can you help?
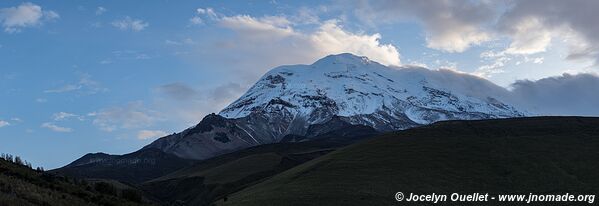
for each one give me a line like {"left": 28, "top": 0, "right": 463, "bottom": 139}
{"left": 219, "top": 53, "right": 524, "bottom": 126}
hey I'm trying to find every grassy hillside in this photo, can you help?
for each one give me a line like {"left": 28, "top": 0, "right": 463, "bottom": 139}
{"left": 0, "top": 157, "right": 154, "bottom": 206}
{"left": 218, "top": 117, "right": 599, "bottom": 206}
{"left": 142, "top": 149, "right": 332, "bottom": 205}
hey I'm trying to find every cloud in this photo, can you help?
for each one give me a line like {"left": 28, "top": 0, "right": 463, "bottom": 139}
{"left": 222, "top": 15, "right": 400, "bottom": 66}
{"left": 189, "top": 16, "right": 203, "bottom": 25}
{"left": 346, "top": 0, "right": 599, "bottom": 69}
{"left": 501, "top": 17, "right": 553, "bottom": 55}
{"left": 498, "top": 0, "right": 599, "bottom": 64}
{"left": 291, "top": 7, "right": 322, "bottom": 25}
{"left": 90, "top": 101, "right": 162, "bottom": 132}
{"left": 508, "top": 73, "right": 599, "bottom": 116}
{"left": 0, "top": 120, "right": 9, "bottom": 128}
{"left": 395, "top": 67, "right": 513, "bottom": 103}
{"left": 156, "top": 83, "right": 199, "bottom": 101}
{"left": 197, "top": 8, "right": 217, "bottom": 19}
{"left": 196, "top": 8, "right": 400, "bottom": 77}
{"left": 165, "top": 38, "right": 195, "bottom": 46}
{"left": 474, "top": 50, "right": 547, "bottom": 78}
{"left": 189, "top": 7, "right": 219, "bottom": 26}
{"left": 474, "top": 51, "right": 511, "bottom": 77}
{"left": 533, "top": 58, "right": 544, "bottom": 64}
{"left": 309, "top": 20, "right": 401, "bottom": 65}
{"left": 99, "top": 59, "right": 112, "bottom": 64}
{"left": 112, "top": 16, "right": 148, "bottom": 31}
{"left": 137, "top": 130, "right": 167, "bottom": 140}
{"left": 523, "top": 56, "right": 544, "bottom": 65}
{"left": 111, "top": 50, "right": 152, "bottom": 60}
{"left": 95, "top": 7, "right": 107, "bottom": 15}
{"left": 154, "top": 82, "right": 246, "bottom": 126}
{"left": 393, "top": 67, "right": 599, "bottom": 117}
{"left": 44, "top": 73, "right": 107, "bottom": 94}
{"left": 352, "top": 0, "right": 494, "bottom": 52}
{"left": 0, "top": 2, "right": 59, "bottom": 33}
{"left": 52, "top": 112, "right": 83, "bottom": 121}
{"left": 427, "top": 68, "right": 599, "bottom": 116}
{"left": 41, "top": 122, "right": 72, "bottom": 132}
{"left": 0, "top": 117, "right": 23, "bottom": 128}
{"left": 211, "top": 83, "right": 245, "bottom": 105}
{"left": 219, "top": 15, "right": 295, "bottom": 40}
{"left": 44, "top": 84, "right": 80, "bottom": 93}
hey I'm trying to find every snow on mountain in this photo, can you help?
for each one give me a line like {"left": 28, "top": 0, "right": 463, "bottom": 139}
{"left": 145, "top": 53, "right": 525, "bottom": 160}
{"left": 220, "top": 53, "right": 523, "bottom": 128}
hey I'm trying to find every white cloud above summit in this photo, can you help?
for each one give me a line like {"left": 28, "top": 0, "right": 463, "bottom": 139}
{"left": 196, "top": 7, "right": 401, "bottom": 70}
{"left": 190, "top": 9, "right": 401, "bottom": 84}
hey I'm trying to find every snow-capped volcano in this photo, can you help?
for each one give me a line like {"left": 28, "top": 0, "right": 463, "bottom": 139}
{"left": 220, "top": 53, "right": 523, "bottom": 129}
{"left": 144, "top": 53, "right": 525, "bottom": 160}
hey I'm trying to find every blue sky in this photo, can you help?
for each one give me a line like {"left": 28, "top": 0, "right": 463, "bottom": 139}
{"left": 1, "top": 0, "right": 599, "bottom": 169}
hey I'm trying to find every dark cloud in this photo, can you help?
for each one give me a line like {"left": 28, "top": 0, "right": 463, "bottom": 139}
{"left": 211, "top": 83, "right": 245, "bottom": 104}
{"left": 352, "top": 0, "right": 599, "bottom": 65}
{"left": 509, "top": 73, "right": 599, "bottom": 116}
{"left": 353, "top": 0, "right": 496, "bottom": 52}
{"left": 394, "top": 66, "right": 513, "bottom": 101}
{"left": 156, "top": 83, "right": 199, "bottom": 101}
{"left": 496, "top": 0, "right": 599, "bottom": 62}
{"left": 401, "top": 67, "right": 599, "bottom": 117}
{"left": 152, "top": 82, "right": 247, "bottom": 126}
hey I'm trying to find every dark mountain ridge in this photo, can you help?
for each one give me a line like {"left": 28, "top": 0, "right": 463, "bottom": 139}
{"left": 53, "top": 148, "right": 196, "bottom": 184}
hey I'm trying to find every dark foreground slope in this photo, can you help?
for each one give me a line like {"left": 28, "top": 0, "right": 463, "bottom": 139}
{"left": 218, "top": 116, "right": 599, "bottom": 206}
{"left": 0, "top": 158, "right": 154, "bottom": 206}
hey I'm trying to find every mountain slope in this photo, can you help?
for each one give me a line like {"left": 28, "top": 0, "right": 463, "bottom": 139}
{"left": 218, "top": 117, "right": 599, "bottom": 206}
{"left": 0, "top": 158, "right": 153, "bottom": 206}
{"left": 139, "top": 124, "right": 377, "bottom": 205}
{"left": 146, "top": 53, "right": 525, "bottom": 160}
